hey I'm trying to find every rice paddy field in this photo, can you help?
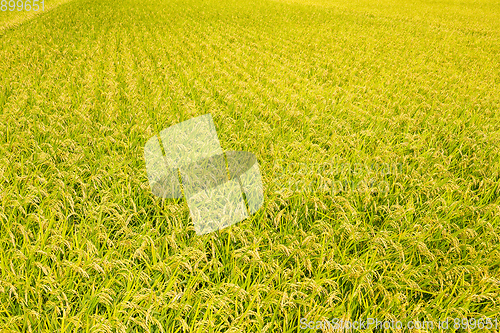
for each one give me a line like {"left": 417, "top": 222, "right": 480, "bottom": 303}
{"left": 1, "top": 0, "right": 500, "bottom": 331}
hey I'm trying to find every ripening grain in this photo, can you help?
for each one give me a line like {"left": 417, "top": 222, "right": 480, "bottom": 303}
{"left": 0, "top": 0, "right": 499, "bottom": 331}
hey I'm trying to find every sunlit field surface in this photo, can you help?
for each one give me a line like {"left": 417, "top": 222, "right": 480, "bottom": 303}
{"left": 0, "top": 0, "right": 74, "bottom": 32}
{"left": 1, "top": 0, "right": 499, "bottom": 331}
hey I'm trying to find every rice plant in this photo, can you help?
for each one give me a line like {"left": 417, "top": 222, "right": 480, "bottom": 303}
{"left": 0, "top": 0, "right": 499, "bottom": 331}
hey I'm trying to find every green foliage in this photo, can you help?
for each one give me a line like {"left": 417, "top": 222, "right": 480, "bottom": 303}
{"left": 0, "top": 0, "right": 499, "bottom": 331}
